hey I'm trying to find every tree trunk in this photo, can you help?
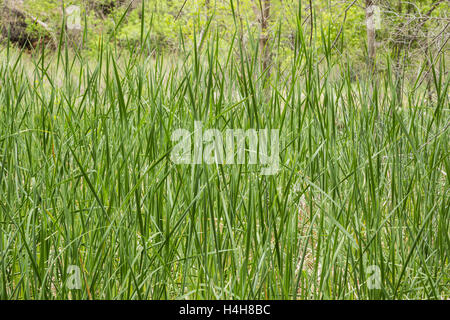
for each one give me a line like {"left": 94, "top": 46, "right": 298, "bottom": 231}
{"left": 365, "top": 0, "right": 376, "bottom": 72}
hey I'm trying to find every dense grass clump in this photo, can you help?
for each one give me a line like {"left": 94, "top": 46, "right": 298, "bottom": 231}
{"left": 0, "top": 26, "right": 448, "bottom": 299}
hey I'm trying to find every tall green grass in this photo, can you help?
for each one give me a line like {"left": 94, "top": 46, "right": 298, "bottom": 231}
{"left": 0, "top": 12, "right": 448, "bottom": 299}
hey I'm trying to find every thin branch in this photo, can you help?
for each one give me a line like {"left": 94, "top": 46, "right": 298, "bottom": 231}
{"left": 175, "top": 0, "right": 189, "bottom": 21}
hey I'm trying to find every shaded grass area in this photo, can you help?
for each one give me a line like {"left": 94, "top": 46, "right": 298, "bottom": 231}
{"left": 0, "top": 27, "right": 448, "bottom": 299}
